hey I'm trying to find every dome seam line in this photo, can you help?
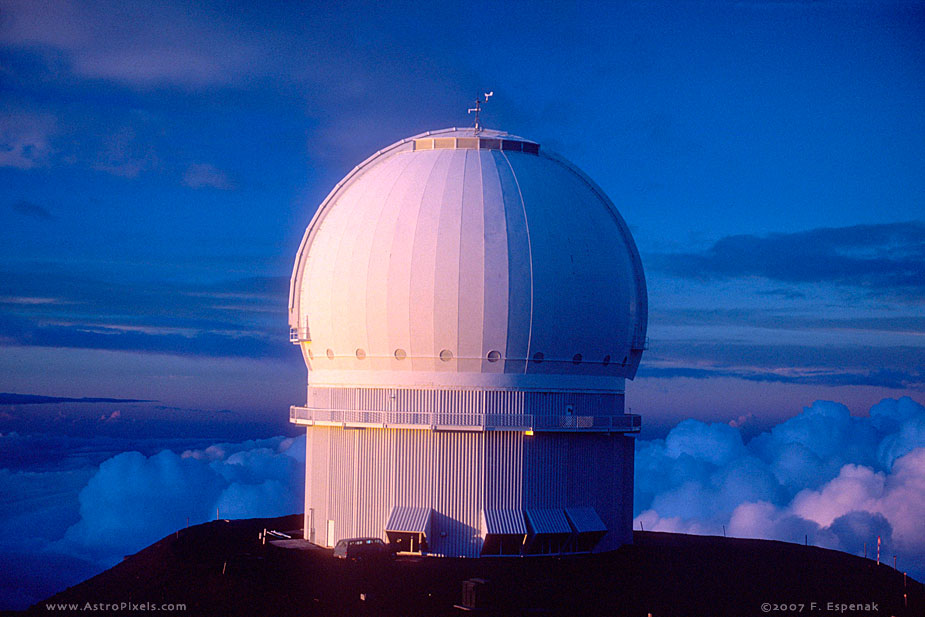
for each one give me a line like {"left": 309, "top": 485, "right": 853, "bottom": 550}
{"left": 499, "top": 150, "right": 533, "bottom": 376}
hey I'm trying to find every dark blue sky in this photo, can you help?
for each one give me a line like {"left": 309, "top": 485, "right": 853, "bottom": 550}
{"left": 1, "top": 0, "right": 923, "bottom": 438}
{"left": 2, "top": 2, "right": 925, "bottom": 608}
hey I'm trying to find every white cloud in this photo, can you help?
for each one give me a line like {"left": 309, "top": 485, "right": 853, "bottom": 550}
{"left": 790, "top": 465, "right": 885, "bottom": 527}
{"left": 635, "top": 396, "right": 925, "bottom": 579}
{"left": 57, "top": 436, "right": 304, "bottom": 562}
{"left": 0, "top": 433, "right": 304, "bottom": 609}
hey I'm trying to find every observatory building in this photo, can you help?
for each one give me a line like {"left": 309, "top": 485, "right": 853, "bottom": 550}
{"left": 288, "top": 126, "right": 647, "bottom": 556}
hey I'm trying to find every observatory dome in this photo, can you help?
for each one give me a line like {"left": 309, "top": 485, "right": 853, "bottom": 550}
{"left": 289, "top": 127, "right": 647, "bottom": 391}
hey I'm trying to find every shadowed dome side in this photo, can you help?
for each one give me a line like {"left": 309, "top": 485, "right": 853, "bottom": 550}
{"left": 289, "top": 127, "right": 647, "bottom": 390}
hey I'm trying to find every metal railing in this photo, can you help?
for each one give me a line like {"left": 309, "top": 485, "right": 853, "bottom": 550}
{"left": 290, "top": 327, "right": 311, "bottom": 343}
{"left": 289, "top": 406, "right": 640, "bottom": 433}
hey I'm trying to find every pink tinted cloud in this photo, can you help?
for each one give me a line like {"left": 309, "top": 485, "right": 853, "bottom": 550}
{"left": 0, "top": 0, "right": 263, "bottom": 88}
{"left": 635, "top": 397, "right": 925, "bottom": 578}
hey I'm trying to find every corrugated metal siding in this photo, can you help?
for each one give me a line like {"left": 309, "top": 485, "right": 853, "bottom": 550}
{"left": 525, "top": 508, "right": 571, "bottom": 534}
{"left": 522, "top": 432, "right": 634, "bottom": 551}
{"left": 523, "top": 391, "right": 623, "bottom": 417}
{"left": 304, "top": 418, "right": 634, "bottom": 555}
{"left": 307, "top": 386, "right": 621, "bottom": 417}
{"left": 305, "top": 425, "right": 528, "bottom": 557}
{"left": 481, "top": 509, "right": 528, "bottom": 534}
{"left": 303, "top": 428, "right": 313, "bottom": 541}
{"left": 484, "top": 430, "right": 523, "bottom": 509}
{"left": 565, "top": 507, "right": 607, "bottom": 533}
{"left": 428, "top": 431, "right": 482, "bottom": 557}
{"left": 385, "top": 506, "right": 432, "bottom": 534}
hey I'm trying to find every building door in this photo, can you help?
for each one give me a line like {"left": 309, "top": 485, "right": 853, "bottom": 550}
{"left": 326, "top": 520, "right": 335, "bottom": 547}
{"left": 308, "top": 508, "right": 315, "bottom": 544}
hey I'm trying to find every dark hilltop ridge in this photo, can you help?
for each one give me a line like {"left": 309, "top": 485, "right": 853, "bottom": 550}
{"left": 12, "top": 514, "right": 922, "bottom": 617}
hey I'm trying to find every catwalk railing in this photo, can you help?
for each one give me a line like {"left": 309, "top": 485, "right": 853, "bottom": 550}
{"left": 290, "top": 406, "right": 641, "bottom": 433}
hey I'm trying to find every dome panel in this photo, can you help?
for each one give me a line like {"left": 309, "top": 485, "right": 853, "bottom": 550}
{"left": 406, "top": 149, "right": 454, "bottom": 372}
{"left": 489, "top": 149, "right": 532, "bottom": 374}
{"left": 457, "top": 150, "right": 486, "bottom": 373}
{"left": 503, "top": 151, "right": 637, "bottom": 370}
{"left": 289, "top": 127, "right": 647, "bottom": 390}
{"left": 431, "top": 149, "right": 465, "bottom": 373}
{"left": 478, "top": 152, "right": 511, "bottom": 374}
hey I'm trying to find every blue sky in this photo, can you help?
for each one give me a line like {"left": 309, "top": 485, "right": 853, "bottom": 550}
{"left": 1, "top": 1, "right": 925, "bottom": 608}
{"left": 1, "top": 1, "right": 923, "bottom": 438}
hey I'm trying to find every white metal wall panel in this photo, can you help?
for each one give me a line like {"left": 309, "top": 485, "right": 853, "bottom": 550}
{"left": 483, "top": 430, "right": 523, "bottom": 510}
{"left": 304, "top": 425, "right": 534, "bottom": 557}
{"left": 404, "top": 152, "right": 452, "bottom": 371}
{"left": 479, "top": 151, "right": 510, "bottom": 374}
{"left": 432, "top": 149, "right": 465, "bottom": 373}
{"left": 503, "top": 151, "right": 629, "bottom": 371}
{"left": 457, "top": 150, "right": 486, "bottom": 373}
{"left": 490, "top": 150, "right": 532, "bottom": 375}
{"left": 521, "top": 432, "right": 635, "bottom": 550}
{"left": 408, "top": 151, "right": 453, "bottom": 372}
{"left": 303, "top": 428, "right": 314, "bottom": 541}
{"left": 367, "top": 154, "right": 429, "bottom": 371}
{"left": 304, "top": 423, "right": 634, "bottom": 554}
{"left": 305, "top": 386, "right": 622, "bottom": 417}
{"left": 331, "top": 156, "right": 405, "bottom": 368}
{"left": 385, "top": 506, "right": 432, "bottom": 534}
{"left": 481, "top": 509, "right": 528, "bottom": 535}
{"left": 306, "top": 425, "right": 330, "bottom": 543}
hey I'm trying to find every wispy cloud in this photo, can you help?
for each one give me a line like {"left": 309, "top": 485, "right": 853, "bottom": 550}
{"left": 0, "top": 0, "right": 265, "bottom": 89}
{"left": 652, "top": 222, "right": 925, "bottom": 298}
{"left": 183, "top": 163, "right": 233, "bottom": 190}
{"left": 0, "top": 318, "right": 291, "bottom": 360}
{"left": 639, "top": 341, "right": 925, "bottom": 390}
{"left": 10, "top": 200, "right": 54, "bottom": 220}
{"left": 90, "top": 126, "right": 158, "bottom": 178}
{"left": 0, "top": 267, "right": 293, "bottom": 359}
{"left": 652, "top": 308, "right": 925, "bottom": 335}
{"left": 0, "top": 111, "right": 55, "bottom": 169}
{"left": 0, "top": 393, "right": 152, "bottom": 405}
{"left": 639, "top": 365, "right": 922, "bottom": 390}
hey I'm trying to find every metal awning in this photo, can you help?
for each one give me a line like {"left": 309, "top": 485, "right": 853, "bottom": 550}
{"left": 565, "top": 507, "right": 607, "bottom": 534}
{"left": 385, "top": 506, "right": 432, "bottom": 536}
{"left": 481, "top": 509, "right": 527, "bottom": 535}
{"left": 525, "top": 509, "right": 572, "bottom": 535}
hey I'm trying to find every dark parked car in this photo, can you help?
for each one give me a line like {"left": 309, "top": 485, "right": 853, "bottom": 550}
{"left": 332, "top": 537, "right": 393, "bottom": 562}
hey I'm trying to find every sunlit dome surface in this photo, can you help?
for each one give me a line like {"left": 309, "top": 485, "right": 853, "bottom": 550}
{"left": 289, "top": 127, "right": 647, "bottom": 389}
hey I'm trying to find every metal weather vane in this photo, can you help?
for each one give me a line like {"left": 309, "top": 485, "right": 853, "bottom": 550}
{"left": 468, "top": 91, "right": 493, "bottom": 133}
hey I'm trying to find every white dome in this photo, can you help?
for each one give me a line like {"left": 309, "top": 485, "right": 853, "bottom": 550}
{"left": 289, "top": 127, "right": 647, "bottom": 391}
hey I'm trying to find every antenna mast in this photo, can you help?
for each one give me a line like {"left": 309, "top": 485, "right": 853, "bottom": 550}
{"left": 468, "top": 91, "right": 493, "bottom": 133}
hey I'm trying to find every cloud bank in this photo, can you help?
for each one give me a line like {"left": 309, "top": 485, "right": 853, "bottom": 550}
{"left": 652, "top": 222, "right": 925, "bottom": 298}
{"left": 0, "top": 434, "right": 304, "bottom": 609}
{"left": 3, "top": 397, "right": 924, "bottom": 609}
{"left": 635, "top": 396, "right": 925, "bottom": 577}
{"left": 59, "top": 436, "right": 305, "bottom": 561}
